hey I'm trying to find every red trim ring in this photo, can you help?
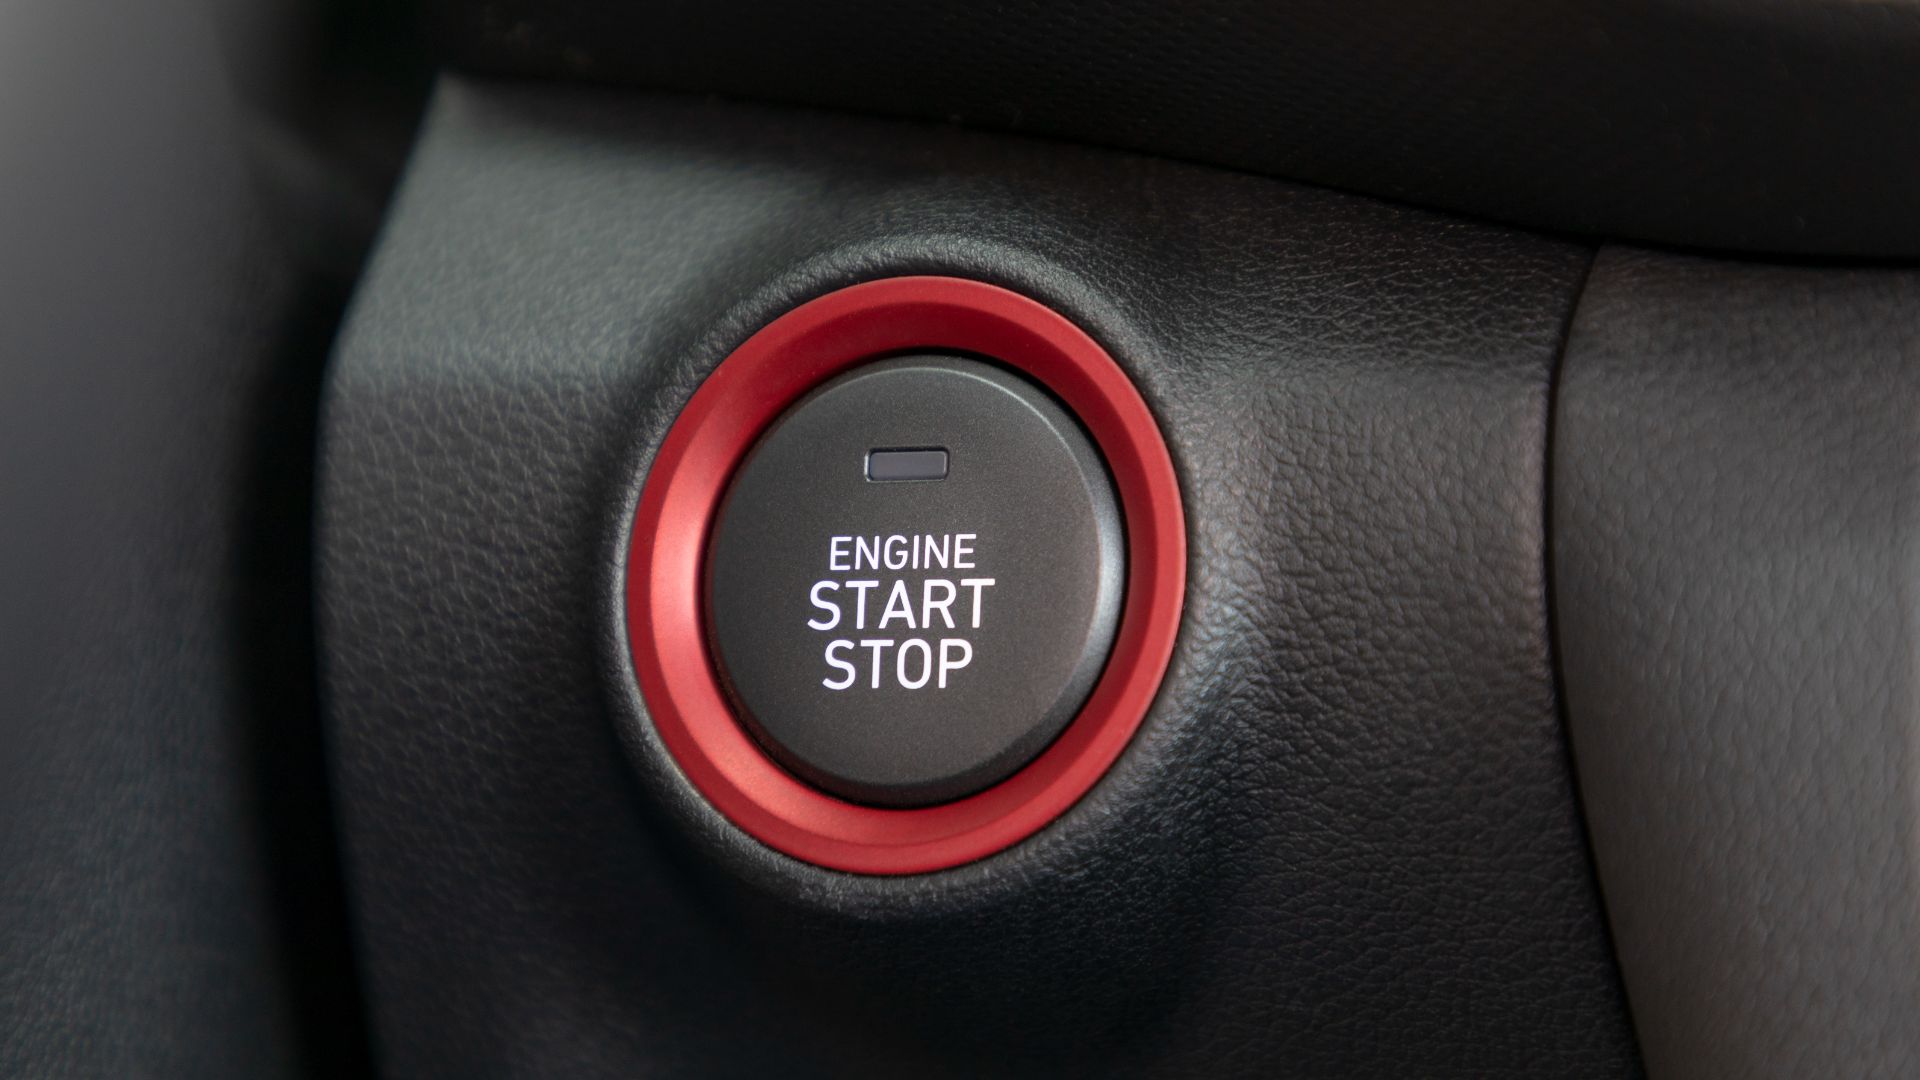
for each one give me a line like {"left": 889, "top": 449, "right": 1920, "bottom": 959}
{"left": 624, "top": 277, "right": 1185, "bottom": 874}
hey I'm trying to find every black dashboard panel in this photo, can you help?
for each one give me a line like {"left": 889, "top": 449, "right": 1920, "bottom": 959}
{"left": 1556, "top": 249, "right": 1920, "bottom": 1079}
{"left": 317, "top": 79, "right": 1640, "bottom": 1077}
{"left": 425, "top": 0, "right": 1920, "bottom": 258}
{"left": 0, "top": 1, "right": 370, "bottom": 1074}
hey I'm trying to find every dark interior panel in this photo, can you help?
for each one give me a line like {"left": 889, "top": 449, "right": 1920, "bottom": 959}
{"left": 425, "top": 0, "right": 1920, "bottom": 258}
{"left": 0, "top": 1, "right": 378, "bottom": 1074}
{"left": 317, "top": 78, "right": 1638, "bottom": 1077}
{"left": 1556, "top": 248, "right": 1920, "bottom": 1079}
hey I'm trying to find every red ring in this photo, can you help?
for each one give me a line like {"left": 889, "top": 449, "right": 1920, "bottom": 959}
{"left": 625, "top": 277, "right": 1184, "bottom": 874}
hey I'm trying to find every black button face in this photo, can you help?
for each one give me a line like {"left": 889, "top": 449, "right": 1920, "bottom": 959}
{"left": 706, "top": 356, "right": 1125, "bottom": 807}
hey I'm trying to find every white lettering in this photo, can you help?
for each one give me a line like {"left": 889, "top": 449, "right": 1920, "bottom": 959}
{"left": 807, "top": 580, "right": 841, "bottom": 630}
{"left": 959, "top": 577, "right": 995, "bottom": 629}
{"left": 896, "top": 638, "right": 933, "bottom": 689}
{"left": 827, "top": 533, "right": 981, "bottom": 572}
{"left": 878, "top": 579, "right": 915, "bottom": 629}
{"left": 883, "top": 534, "right": 909, "bottom": 571}
{"left": 859, "top": 639, "right": 893, "bottom": 689}
{"left": 845, "top": 580, "right": 879, "bottom": 630}
{"left": 920, "top": 578, "right": 956, "bottom": 629}
{"left": 938, "top": 638, "right": 972, "bottom": 688}
{"left": 812, "top": 536, "right": 989, "bottom": 689}
{"left": 822, "top": 640, "right": 856, "bottom": 690}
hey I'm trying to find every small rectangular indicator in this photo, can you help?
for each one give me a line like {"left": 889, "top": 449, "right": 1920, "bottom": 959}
{"left": 867, "top": 448, "right": 949, "bottom": 482}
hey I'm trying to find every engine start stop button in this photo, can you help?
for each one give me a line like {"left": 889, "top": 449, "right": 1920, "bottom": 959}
{"left": 707, "top": 355, "right": 1125, "bottom": 808}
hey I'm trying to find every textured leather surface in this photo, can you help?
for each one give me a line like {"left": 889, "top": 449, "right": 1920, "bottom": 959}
{"left": 0, "top": 1, "right": 376, "bottom": 1075}
{"left": 1556, "top": 249, "right": 1920, "bottom": 1079}
{"left": 319, "top": 78, "right": 1639, "bottom": 1077}
{"left": 422, "top": 0, "right": 1920, "bottom": 258}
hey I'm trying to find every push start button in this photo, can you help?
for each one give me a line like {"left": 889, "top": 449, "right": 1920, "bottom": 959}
{"left": 707, "top": 356, "right": 1125, "bottom": 807}
{"left": 627, "top": 276, "right": 1184, "bottom": 873}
